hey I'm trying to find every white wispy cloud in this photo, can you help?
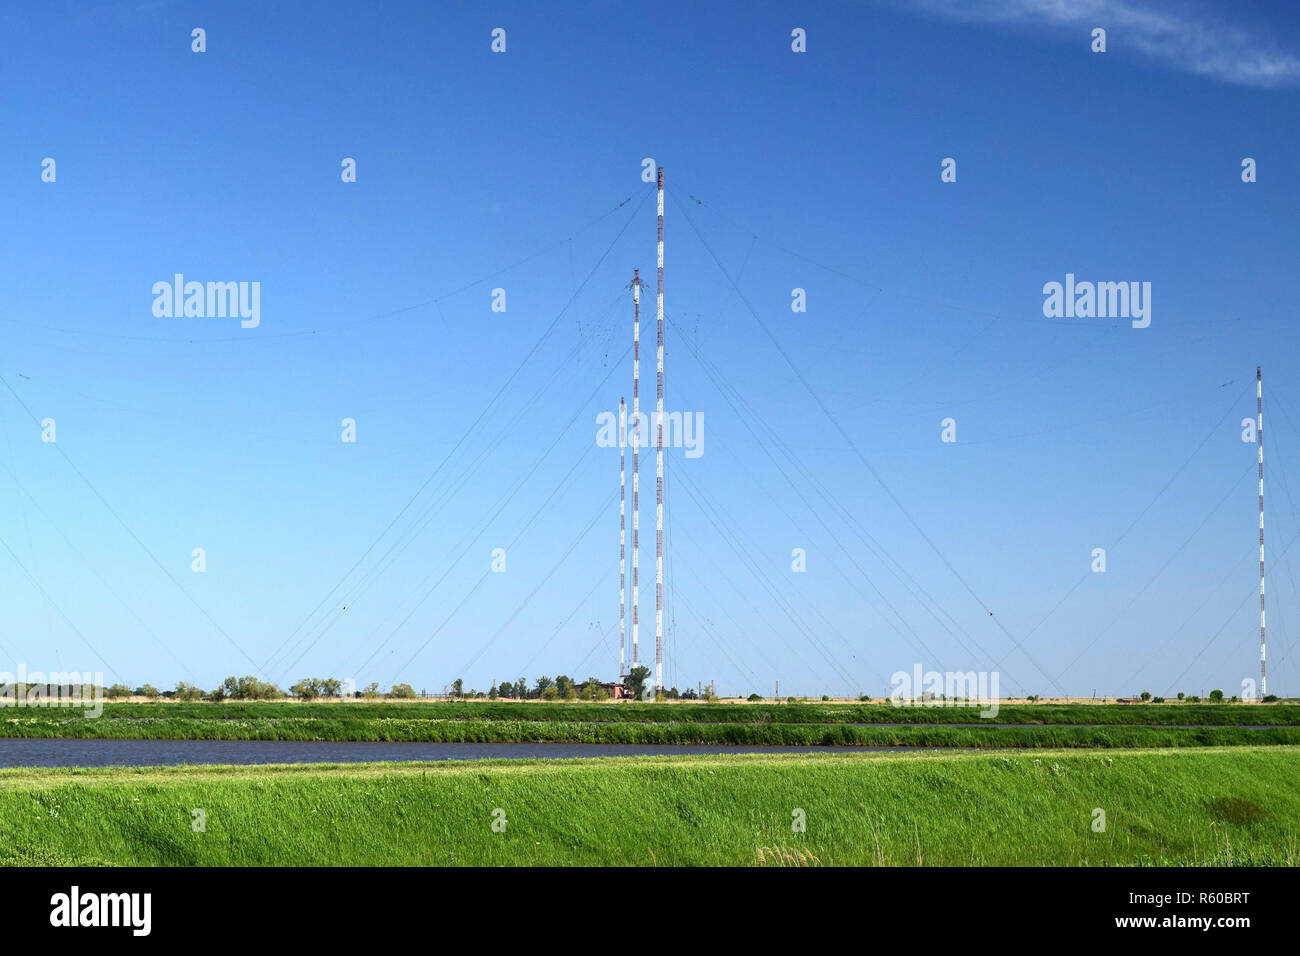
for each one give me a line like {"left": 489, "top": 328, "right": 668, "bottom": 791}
{"left": 903, "top": 0, "right": 1300, "bottom": 88}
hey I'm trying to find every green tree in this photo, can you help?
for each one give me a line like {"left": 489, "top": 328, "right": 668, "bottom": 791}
{"left": 489, "top": 683, "right": 498, "bottom": 700}
{"left": 220, "top": 675, "right": 282, "bottom": 701}
{"left": 105, "top": 683, "right": 131, "bottom": 700}
{"left": 555, "top": 675, "right": 575, "bottom": 697}
{"left": 498, "top": 680, "right": 515, "bottom": 699}
{"left": 541, "top": 685, "right": 560, "bottom": 700}
{"left": 390, "top": 683, "right": 417, "bottom": 699}
{"left": 174, "top": 681, "right": 203, "bottom": 702}
{"left": 320, "top": 678, "right": 342, "bottom": 698}
{"left": 291, "top": 678, "right": 320, "bottom": 701}
{"left": 534, "top": 676, "right": 554, "bottom": 697}
{"left": 623, "top": 666, "right": 651, "bottom": 701}
{"left": 1209, "top": 689, "right": 1225, "bottom": 702}
{"left": 242, "top": 676, "right": 282, "bottom": 700}
{"left": 139, "top": 684, "right": 160, "bottom": 700}
{"left": 361, "top": 682, "right": 381, "bottom": 700}
{"left": 1139, "top": 690, "right": 1151, "bottom": 701}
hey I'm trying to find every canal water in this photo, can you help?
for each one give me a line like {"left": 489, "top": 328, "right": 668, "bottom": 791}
{"left": 0, "top": 739, "right": 933, "bottom": 768}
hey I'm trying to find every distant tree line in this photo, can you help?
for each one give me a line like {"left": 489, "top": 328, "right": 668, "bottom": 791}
{"left": 97, "top": 677, "right": 423, "bottom": 701}
{"left": 87, "top": 678, "right": 1282, "bottom": 706}
{"left": 446, "top": 666, "right": 707, "bottom": 702}
{"left": 475, "top": 675, "right": 613, "bottom": 701}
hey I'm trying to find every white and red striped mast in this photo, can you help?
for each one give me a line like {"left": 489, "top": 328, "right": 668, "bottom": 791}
{"left": 618, "top": 396, "right": 627, "bottom": 678}
{"left": 632, "top": 270, "right": 641, "bottom": 672}
{"left": 1258, "top": 366, "right": 1267, "bottom": 697}
{"left": 655, "top": 166, "right": 665, "bottom": 694}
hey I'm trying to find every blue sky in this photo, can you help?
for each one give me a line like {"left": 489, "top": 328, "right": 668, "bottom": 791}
{"left": 2, "top": 0, "right": 1299, "bottom": 698}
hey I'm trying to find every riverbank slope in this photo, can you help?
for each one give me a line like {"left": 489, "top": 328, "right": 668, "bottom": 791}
{"left": 3, "top": 747, "right": 1294, "bottom": 866}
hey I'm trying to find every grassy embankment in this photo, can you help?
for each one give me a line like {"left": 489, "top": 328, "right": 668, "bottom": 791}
{"left": 2, "top": 701, "right": 1298, "bottom": 746}
{"left": 2, "top": 747, "right": 1295, "bottom": 866}
{"left": 49, "top": 700, "right": 1300, "bottom": 724}
{"left": 4, "top": 712, "right": 1300, "bottom": 747}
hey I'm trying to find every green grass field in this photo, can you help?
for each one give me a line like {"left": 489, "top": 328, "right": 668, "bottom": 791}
{"left": 33, "top": 699, "right": 1300, "bottom": 726}
{"left": 2, "top": 747, "right": 1295, "bottom": 866}
{"left": 5, "top": 700, "right": 1298, "bottom": 748}
{"left": 4, "top": 713, "right": 1299, "bottom": 747}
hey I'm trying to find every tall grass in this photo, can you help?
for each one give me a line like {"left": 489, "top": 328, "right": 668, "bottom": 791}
{"left": 1, "top": 747, "right": 1295, "bottom": 866}
{"left": 2, "top": 713, "right": 1297, "bottom": 747}
{"left": 17, "top": 699, "right": 1300, "bottom": 727}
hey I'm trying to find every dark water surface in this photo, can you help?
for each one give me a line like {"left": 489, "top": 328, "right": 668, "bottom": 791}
{"left": 0, "top": 738, "right": 932, "bottom": 768}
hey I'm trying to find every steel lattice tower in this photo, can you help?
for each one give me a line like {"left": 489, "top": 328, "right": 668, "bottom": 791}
{"left": 655, "top": 167, "right": 665, "bottom": 694}
{"left": 618, "top": 396, "right": 627, "bottom": 678}
{"left": 632, "top": 271, "right": 641, "bottom": 671}
{"left": 1258, "top": 366, "right": 1267, "bottom": 698}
